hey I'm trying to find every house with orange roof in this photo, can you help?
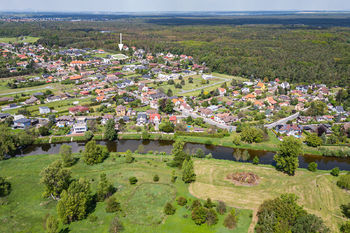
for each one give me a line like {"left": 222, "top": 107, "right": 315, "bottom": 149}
{"left": 266, "top": 96, "right": 277, "bottom": 105}
{"left": 256, "top": 81, "right": 266, "bottom": 91}
{"left": 150, "top": 113, "right": 161, "bottom": 124}
{"left": 70, "top": 60, "right": 88, "bottom": 67}
{"left": 218, "top": 88, "right": 226, "bottom": 96}
{"left": 70, "top": 75, "right": 82, "bottom": 81}
{"left": 232, "top": 91, "right": 240, "bottom": 97}
{"left": 96, "top": 96, "right": 105, "bottom": 102}
{"left": 243, "top": 93, "right": 256, "bottom": 101}
{"left": 254, "top": 100, "right": 264, "bottom": 109}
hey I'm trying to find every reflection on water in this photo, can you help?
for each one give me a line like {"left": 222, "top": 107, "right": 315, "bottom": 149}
{"left": 14, "top": 139, "right": 350, "bottom": 171}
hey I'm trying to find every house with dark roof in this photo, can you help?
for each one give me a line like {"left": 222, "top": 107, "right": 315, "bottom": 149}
{"left": 25, "top": 96, "right": 39, "bottom": 105}
{"left": 137, "top": 112, "right": 148, "bottom": 125}
{"left": 13, "top": 118, "right": 31, "bottom": 129}
{"left": 275, "top": 124, "right": 302, "bottom": 138}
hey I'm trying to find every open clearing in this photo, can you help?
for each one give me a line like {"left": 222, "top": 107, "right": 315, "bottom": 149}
{"left": 189, "top": 159, "right": 350, "bottom": 232}
{"left": 0, "top": 37, "right": 40, "bottom": 43}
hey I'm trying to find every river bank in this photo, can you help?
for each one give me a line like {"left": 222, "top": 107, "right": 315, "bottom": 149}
{"left": 18, "top": 138, "right": 350, "bottom": 170}
{"left": 32, "top": 132, "right": 349, "bottom": 158}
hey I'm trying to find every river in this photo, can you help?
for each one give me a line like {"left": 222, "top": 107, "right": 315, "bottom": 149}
{"left": 15, "top": 139, "right": 350, "bottom": 171}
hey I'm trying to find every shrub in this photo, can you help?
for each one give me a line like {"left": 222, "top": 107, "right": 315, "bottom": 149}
{"left": 129, "top": 177, "right": 138, "bottom": 185}
{"left": 194, "top": 148, "right": 205, "bottom": 158}
{"left": 45, "top": 215, "right": 59, "bottom": 233}
{"left": 171, "top": 170, "right": 177, "bottom": 183}
{"left": 177, "top": 197, "right": 187, "bottom": 206}
{"left": 192, "top": 207, "right": 208, "bottom": 225}
{"left": 206, "top": 208, "right": 219, "bottom": 226}
{"left": 338, "top": 174, "right": 350, "bottom": 190}
{"left": 153, "top": 174, "right": 159, "bottom": 182}
{"left": 204, "top": 198, "right": 215, "bottom": 208}
{"left": 105, "top": 196, "right": 121, "bottom": 213}
{"left": 224, "top": 212, "right": 237, "bottom": 229}
{"left": 164, "top": 202, "right": 176, "bottom": 215}
{"left": 232, "top": 135, "right": 241, "bottom": 145}
{"left": 305, "top": 133, "right": 322, "bottom": 147}
{"left": 216, "top": 201, "right": 227, "bottom": 215}
{"left": 0, "top": 177, "right": 11, "bottom": 197}
{"left": 341, "top": 221, "right": 350, "bottom": 233}
{"left": 205, "top": 153, "right": 213, "bottom": 159}
{"left": 88, "top": 214, "right": 98, "bottom": 223}
{"left": 191, "top": 200, "right": 202, "bottom": 210}
{"left": 253, "top": 156, "right": 259, "bottom": 165}
{"left": 84, "top": 131, "right": 94, "bottom": 141}
{"left": 308, "top": 162, "right": 318, "bottom": 172}
{"left": 109, "top": 216, "right": 124, "bottom": 233}
{"left": 331, "top": 167, "right": 340, "bottom": 176}
{"left": 125, "top": 154, "right": 135, "bottom": 163}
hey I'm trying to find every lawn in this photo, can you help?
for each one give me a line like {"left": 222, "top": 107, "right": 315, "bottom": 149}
{"left": 150, "top": 74, "right": 227, "bottom": 96}
{"left": 190, "top": 159, "right": 350, "bottom": 232}
{"left": 0, "top": 153, "right": 252, "bottom": 233}
{"left": 0, "top": 36, "right": 40, "bottom": 44}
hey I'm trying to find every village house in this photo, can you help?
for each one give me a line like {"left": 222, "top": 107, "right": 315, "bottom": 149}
{"left": 116, "top": 105, "right": 127, "bottom": 116}
{"left": 39, "top": 106, "right": 51, "bottom": 114}
{"left": 275, "top": 124, "right": 302, "bottom": 138}
{"left": 137, "top": 112, "right": 148, "bottom": 125}
{"left": 24, "top": 96, "right": 39, "bottom": 105}
{"left": 150, "top": 113, "right": 161, "bottom": 125}
{"left": 198, "top": 108, "right": 213, "bottom": 118}
{"left": 68, "top": 106, "right": 90, "bottom": 115}
{"left": 72, "top": 117, "right": 88, "bottom": 134}
{"left": 55, "top": 116, "right": 74, "bottom": 127}
{"left": 13, "top": 118, "right": 32, "bottom": 129}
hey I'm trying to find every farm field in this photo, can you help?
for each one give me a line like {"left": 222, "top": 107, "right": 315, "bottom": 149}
{"left": 0, "top": 153, "right": 252, "bottom": 233}
{"left": 190, "top": 159, "right": 350, "bottom": 232}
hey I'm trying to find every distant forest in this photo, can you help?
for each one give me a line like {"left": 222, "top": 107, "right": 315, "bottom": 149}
{"left": 1, "top": 14, "right": 350, "bottom": 87}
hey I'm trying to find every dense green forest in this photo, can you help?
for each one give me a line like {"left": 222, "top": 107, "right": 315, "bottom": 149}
{"left": 1, "top": 16, "right": 350, "bottom": 86}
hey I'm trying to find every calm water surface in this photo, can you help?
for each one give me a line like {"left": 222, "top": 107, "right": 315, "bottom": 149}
{"left": 16, "top": 140, "right": 350, "bottom": 171}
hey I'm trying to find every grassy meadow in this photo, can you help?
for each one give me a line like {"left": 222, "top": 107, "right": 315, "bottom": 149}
{"left": 190, "top": 159, "right": 350, "bottom": 232}
{"left": 0, "top": 153, "right": 252, "bottom": 233}
{"left": 0, "top": 37, "right": 40, "bottom": 44}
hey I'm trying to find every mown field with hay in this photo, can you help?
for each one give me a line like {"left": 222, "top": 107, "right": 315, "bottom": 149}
{"left": 189, "top": 159, "right": 350, "bottom": 232}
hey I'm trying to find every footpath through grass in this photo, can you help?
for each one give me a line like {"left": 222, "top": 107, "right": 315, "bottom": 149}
{"left": 0, "top": 153, "right": 252, "bottom": 233}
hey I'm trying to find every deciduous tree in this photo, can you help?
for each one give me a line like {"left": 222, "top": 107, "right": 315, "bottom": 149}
{"left": 274, "top": 136, "right": 302, "bottom": 176}
{"left": 40, "top": 160, "right": 71, "bottom": 199}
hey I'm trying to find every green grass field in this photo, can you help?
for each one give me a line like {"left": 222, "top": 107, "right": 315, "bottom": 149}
{"left": 190, "top": 159, "right": 350, "bottom": 232}
{"left": 0, "top": 153, "right": 252, "bottom": 233}
{"left": 0, "top": 36, "right": 40, "bottom": 44}
{"left": 149, "top": 73, "right": 245, "bottom": 97}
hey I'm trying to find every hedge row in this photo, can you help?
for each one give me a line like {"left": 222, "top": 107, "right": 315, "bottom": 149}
{"left": 175, "top": 131, "right": 228, "bottom": 138}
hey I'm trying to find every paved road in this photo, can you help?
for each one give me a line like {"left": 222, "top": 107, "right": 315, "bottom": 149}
{"left": 0, "top": 86, "right": 53, "bottom": 96}
{"left": 176, "top": 108, "right": 236, "bottom": 132}
{"left": 179, "top": 77, "right": 230, "bottom": 94}
{"left": 264, "top": 112, "right": 300, "bottom": 129}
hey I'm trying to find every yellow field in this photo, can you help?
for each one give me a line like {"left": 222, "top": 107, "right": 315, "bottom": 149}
{"left": 190, "top": 159, "right": 350, "bottom": 232}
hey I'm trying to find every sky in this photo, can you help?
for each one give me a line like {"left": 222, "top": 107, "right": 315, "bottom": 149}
{"left": 1, "top": 0, "right": 350, "bottom": 12}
